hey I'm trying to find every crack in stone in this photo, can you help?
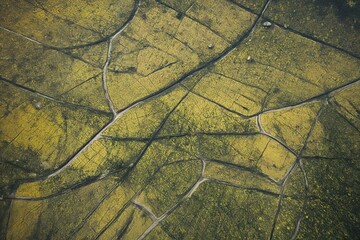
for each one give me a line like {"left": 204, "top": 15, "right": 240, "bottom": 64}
{"left": 225, "top": 1, "right": 360, "bottom": 59}
{"left": 28, "top": 0, "right": 103, "bottom": 36}
{"left": 289, "top": 159, "right": 309, "bottom": 240}
{"left": 0, "top": 76, "right": 111, "bottom": 115}
{"left": 0, "top": 26, "right": 103, "bottom": 69}
{"left": 101, "top": 0, "right": 142, "bottom": 117}
{"left": 132, "top": 200, "right": 158, "bottom": 221}
{"left": 205, "top": 158, "right": 279, "bottom": 185}
{"left": 207, "top": 178, "right": 280, "bottom": 197}
{"left": 269, "top": 100, "right": 326, "bottom": 239}
{"left": 211, "top": 71, "right": 268, "bottom": 93}
{"left": 255, "top": 61, "right": 323, "bottom": 89}
{"left": 184, "top": 14, "right": 231, "bottom": 44}
{"left": 138, "top": 177, "right": 208, "bottom": 240}
{"left": 263, "top": 17, "right": 360, "bottom": 60}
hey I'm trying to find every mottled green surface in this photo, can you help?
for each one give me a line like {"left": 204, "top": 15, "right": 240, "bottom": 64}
{"left": 0, "top": 0, "right": 359, "bottom": 239}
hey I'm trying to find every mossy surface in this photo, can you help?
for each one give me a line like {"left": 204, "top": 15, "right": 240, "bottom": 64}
{"left": 0, "top": 0, "right": 359, "bottom": 239}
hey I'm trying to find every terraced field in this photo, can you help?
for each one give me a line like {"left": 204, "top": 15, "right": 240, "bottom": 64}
{"left": 1, "top": 0, "right": 359, "bottom": 239}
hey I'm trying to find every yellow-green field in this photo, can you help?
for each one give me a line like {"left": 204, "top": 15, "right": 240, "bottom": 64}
{"left": 0, "top": 0, "right": 359, "bottom": 239}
